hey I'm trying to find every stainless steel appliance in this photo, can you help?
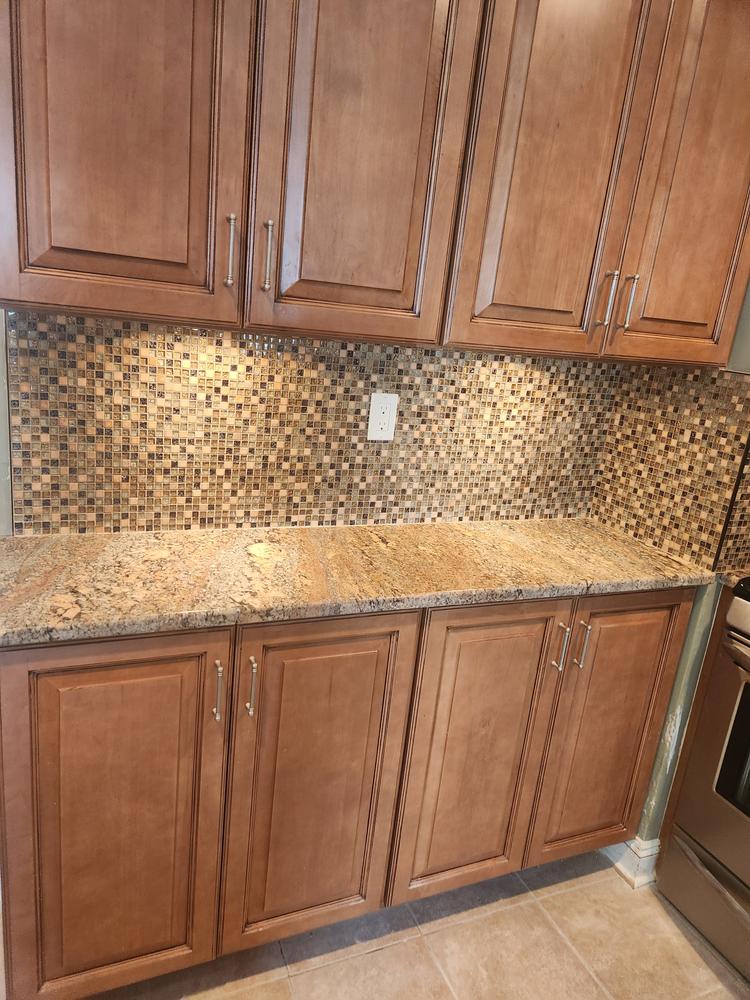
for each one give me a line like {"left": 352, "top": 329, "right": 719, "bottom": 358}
{"left": 658, "top": 580, "right": 750, "bottom": 980}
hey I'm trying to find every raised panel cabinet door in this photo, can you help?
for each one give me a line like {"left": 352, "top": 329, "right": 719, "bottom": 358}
{"left": 388, "top": 600, "right": 574, "bottom": 904}
{"left": 246, "top": 0, "right": 483, "bottom": 343}
{"left": 0, "top": 0, "right": 251, "bottom": 325}
{"left": 220, "top": 612, "right": 420, "bottom": 952}
{"left": 604, "top": 0, "right": 750, "bottom": 364}
{"left": 525, "top": 590, "right": 693, "bottom": 867}
{"left": 444, "top": 0, "right": 668, "bottom": 355}
{"left": 0, "top": 629, "right": 234, "bottom": 999}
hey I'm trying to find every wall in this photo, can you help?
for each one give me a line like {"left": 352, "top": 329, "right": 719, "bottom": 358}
{"left": 5, "top": 310, "right": 750, "bottom": 572}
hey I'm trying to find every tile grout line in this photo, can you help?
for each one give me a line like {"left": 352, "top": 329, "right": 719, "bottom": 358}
{"left": 536, "top": 899, "right": 617, "bottom": 1000}
{"left": 419, "top": 929, "right": 461, "bottom": 1000}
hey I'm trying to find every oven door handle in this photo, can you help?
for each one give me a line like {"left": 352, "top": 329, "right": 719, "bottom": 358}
{"left": 672, "top": 834, "right": 750, "bottom": 932}
{"left": 724, "top": 637, "right": 750, "bottom": 675}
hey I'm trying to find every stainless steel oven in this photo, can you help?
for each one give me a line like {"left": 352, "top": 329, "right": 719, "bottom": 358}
{"left": 659, "top": 582, "right": 750, "bottom": 980}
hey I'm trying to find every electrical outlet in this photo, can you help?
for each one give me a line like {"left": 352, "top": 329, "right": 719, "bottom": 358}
{"left": 367, "top": 393, "right": 399, "bottom": 442}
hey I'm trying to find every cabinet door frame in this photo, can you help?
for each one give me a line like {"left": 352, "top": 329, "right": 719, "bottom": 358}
{"left": 0, "top": 628, "right": 235, "bottom": 1000}
{"left": 244, "top": 0, "right": 483, "bottom": 344}
{"left": 524, "top": 589, "right": 693, "bottom": 868}
{"left": 388, "top": 599, "right": 574, "bottom": 905}
{"left": 442, "top": 0, "right": 662, "bottom": 357}
{"left": 219, "top": 611, "right": 421, "bottom": 954}
{"left": 0, "top": 0, "right": 252, "bottom": 326}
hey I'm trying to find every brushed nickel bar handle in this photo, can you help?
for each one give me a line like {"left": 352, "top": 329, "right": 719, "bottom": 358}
{"left": 594, "top": 270, "right": 620, "bottom": 328}
{"left": 212, "top": 660, "right": 224, "bottom": 721}
{"left": 552, "top": 622, "right": 572, "bottom": 672}
{"left": 573, "top": 621, "right": 593, "bottom": 669}
{"left": 223, "top": 213, "right": 237, "bottom": 288}
{"left": 623, "top": 273, "right": 640, "bottom": 329}
{"left": 245, "top": 655, "right": 259, "bottom": 717}
{"left": 261, "top": 220, "right": 275, "bottom": 292}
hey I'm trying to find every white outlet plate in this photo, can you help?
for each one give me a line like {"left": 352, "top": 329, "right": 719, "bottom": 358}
{"left": 367, "top": 392, "right": 399, "bottom": 442}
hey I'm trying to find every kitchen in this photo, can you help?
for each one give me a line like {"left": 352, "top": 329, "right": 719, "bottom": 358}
{"left": 0, "top": 1, "right": 749, "bottom": 998}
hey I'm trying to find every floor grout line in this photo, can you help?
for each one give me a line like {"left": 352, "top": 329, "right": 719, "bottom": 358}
{"left": 419, "top": 929, "right": 461, "bottom": 1000}
{"left": 536, "top": 900, "right": 617, "bottom": 1000}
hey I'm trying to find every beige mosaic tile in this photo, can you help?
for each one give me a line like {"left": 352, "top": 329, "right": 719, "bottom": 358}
{"left": 5, "top": 312, "right": 617, "bottom": 534}
{"left": 590, "top": 364, "right": 750, "bottom": 569}
{"left": 5, "top": 311, "right": 750, "bottom": 573}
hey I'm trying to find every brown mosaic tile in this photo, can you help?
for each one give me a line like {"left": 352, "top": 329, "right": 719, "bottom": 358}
{"left": 5, "top": 311, "right": 750, "bottom": 575}
{"left": 717, "top": 458, "right": 750, "bottom": 573}
{"left": 6, "top": 312, "right": 617, "bottom": 535}
{"left": 590, "top": 365, "right": 750, "bottom": 570}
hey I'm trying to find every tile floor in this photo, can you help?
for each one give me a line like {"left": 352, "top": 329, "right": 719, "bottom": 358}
{"left": 101, "top": 853, "right": 749, "bottom": 1000}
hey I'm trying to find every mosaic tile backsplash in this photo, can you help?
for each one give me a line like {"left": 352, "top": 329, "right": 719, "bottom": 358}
{"left": 6, "top": 311, "right": 750, "bottom": 572}
{"left": 590, "top": 365, "right": 750, "bottom": 569}
{"left": 718, "top": 457, "right": 750, "bottom": 573}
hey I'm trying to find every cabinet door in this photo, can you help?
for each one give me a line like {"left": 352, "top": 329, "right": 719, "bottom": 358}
{"left": 0, "top": 0, "right": 251, "bottom": 325}
{"left": 389, "top": 600, "right": 573, "bottom": 904}
{"left": 444, "top": 0, "right": 652, "bottom": 354}
{"left": 0, "top": 630, "right": 233, "bottom": 999}
{"left": 246, "top": 0, "right": 482, "bottom": 343}
{"left": 525, "top": 590, "right": 693, "bottom": 867}
{"left": 604, "top": 0, "right": 750, "bottom": 364}
{"left": 220, "top": 613, "right": 420, "bottom": 952}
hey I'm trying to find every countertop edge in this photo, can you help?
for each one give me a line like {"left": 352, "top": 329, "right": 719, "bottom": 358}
{"left": 0, "top": 571, "right": 714, "bottom": 650}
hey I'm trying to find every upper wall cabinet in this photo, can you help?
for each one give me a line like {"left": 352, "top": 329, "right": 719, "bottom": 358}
{"left": 0, "top": 0, "right": 252, "bottom": 325}
{"left": 245, "top": 0, "right": 483, "bottom": 344}
{"left": 445, "top": 0, "right": 750, "bottom": 365}
{"left": 443, "top": 0, "right": 649, "bottom": 355}
{"left": 604, "top": 0, "right": 750, "bottom": 365}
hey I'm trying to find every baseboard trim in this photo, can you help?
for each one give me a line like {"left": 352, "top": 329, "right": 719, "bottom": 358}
{"left": 601, "top": 837, "right": 660, "bottom": 888}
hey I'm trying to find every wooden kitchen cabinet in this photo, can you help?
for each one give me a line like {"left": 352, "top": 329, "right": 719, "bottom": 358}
{"left": 443, "top": 0, "right": 650, "bottom": 355}
{"left": 0, "top": 0, "right": 252, "bottom": 325}
{"left": 525, "top": 590, "right": 693, "bottom": 867}
{"left": 603, "top": 0, "right": 750, "bottom": 365}
{"left": 445, "top": 0, "right": 750, "bottom": 366}
{"left": 245, "top": 0, "right": 483, "bottom": 344}
{"left": 389, "top": 599, "right": 575, "bottom": 903}
{"left": 390, "top": 589, "right": 693, "bottom": 903}
{"left": 0, "top": 629, "right": 234, "bottom": 999}
{"left": 219, "top": 613, "right": 420, "bottom": 952}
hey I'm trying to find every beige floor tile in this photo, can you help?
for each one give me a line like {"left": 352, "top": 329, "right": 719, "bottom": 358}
{"left": 698, "top": 983, "right": 750, "bottom": 999}
{"left": 241, "top": 982, "right": 293, "bottom": 1000}
{"left": 281, "top": 904, "right": 418, "bottom": 974}
{"left": 424, "top": 899, "right": 606, "bottom": 999}
{"left": 288, "top": 938, "right": 453, "bottom": 1000}
{"left": 408, "top": 872, "right": 529, "bottom": 934}
{"left": 518, "top": 851, "right": 617, "bottom": 897}
{"left": 542, "top": 878, "right": 740, "bottom": 1000}
{"left": 98, "top": 942, "right": 287, "bottom": 999}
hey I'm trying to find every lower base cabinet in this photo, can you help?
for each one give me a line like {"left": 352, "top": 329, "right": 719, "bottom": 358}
{"left": 0, "top": 591, "right": 693, "bottom": 999}
{"left": 389, "top": 590, "right": 693, "bottom": 902}
{"left": 0, "top": 630, "right": 235, "bottom": 1000}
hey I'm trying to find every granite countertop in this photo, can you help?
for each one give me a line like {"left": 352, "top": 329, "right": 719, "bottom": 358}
{"left": 0, "top": 518, "right": 713, "bottom": 648}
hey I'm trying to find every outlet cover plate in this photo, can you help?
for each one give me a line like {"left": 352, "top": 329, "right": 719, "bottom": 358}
{"left": 367, "top": 393, "right": 399, "bottom": 441}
